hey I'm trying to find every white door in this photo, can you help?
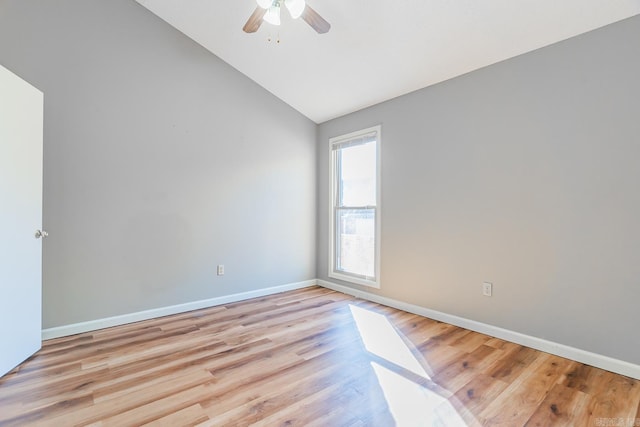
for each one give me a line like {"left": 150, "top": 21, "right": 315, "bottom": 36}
{"left": 0, "top": 64, "right": 44, "bottom": 378}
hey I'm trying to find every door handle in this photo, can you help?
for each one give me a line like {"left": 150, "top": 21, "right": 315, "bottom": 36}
{"left": 34, "top": 229, "right": 48, "bottom": 239}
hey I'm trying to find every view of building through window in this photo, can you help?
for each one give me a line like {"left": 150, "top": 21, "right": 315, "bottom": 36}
{"left": 336, "top": 141, "right": 376, "bottom": 277}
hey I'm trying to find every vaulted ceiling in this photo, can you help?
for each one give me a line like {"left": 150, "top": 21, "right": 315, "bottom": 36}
{"left": 136, "top": 0, "right": 640, "bottom": 123}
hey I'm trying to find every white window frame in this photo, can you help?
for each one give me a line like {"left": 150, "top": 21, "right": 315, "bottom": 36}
{"left": 328, "top": 125, "right": 381, "bottom": 288}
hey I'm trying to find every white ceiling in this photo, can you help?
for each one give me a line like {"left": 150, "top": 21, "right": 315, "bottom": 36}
{"left": 136, "top": 0, "right": 640, "bottom": 123}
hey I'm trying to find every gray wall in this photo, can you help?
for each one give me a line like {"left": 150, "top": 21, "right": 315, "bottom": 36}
{"left": 318, "top": 15, "right": 640, "bottom": 364}
{"left": 1, "top": 0, "right": 638, "bottom": 366}
{"left": 0, "top": 0, "right": 316, "bottom": 328}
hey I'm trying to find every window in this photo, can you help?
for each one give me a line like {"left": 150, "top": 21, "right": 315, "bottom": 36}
{"left": 329, "top": 125, "right": 381, "bottom": 288}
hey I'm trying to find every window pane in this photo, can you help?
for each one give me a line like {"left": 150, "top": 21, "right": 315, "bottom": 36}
{"left": 330, "top": 125, "right": 380, "bottom": 287}
{"left": 336, "top": 208, "right": 375, "bottom": 278}
{"left": 338, "top": 141, "right": 376, "bottom": 207}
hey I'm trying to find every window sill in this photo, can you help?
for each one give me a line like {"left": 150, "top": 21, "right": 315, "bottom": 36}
{"left": 329, "top": 271, "right": 380, "bottom": 289}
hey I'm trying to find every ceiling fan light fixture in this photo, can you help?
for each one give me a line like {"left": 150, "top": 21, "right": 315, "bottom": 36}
{"left": 256, "top": 0, "right": 272, "bottom": 9}
{"left": 285, "top": 0, "right": 305, "bottom": 19}
{"left": 243, "top": 0, "right": 329, "bottom": 34}
{"left": 263, "top": 4, "right": 281, "bottom": 25}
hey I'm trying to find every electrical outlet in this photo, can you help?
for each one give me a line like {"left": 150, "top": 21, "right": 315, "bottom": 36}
{"left": 482, "top": 282, "right": 493, "bottom": 297}
{"left": 217, "top": 265, "right": 224, "bottom": 276}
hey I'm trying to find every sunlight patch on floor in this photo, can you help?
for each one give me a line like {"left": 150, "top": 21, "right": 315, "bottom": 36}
{"left": 349, "top": 304, "right": 429, "bottom": 379}
{"left": 372, "top": 362, "right": 467, "bottom": 426}
{"left": 350, "top": 304, "right": 470, "bottom": 426}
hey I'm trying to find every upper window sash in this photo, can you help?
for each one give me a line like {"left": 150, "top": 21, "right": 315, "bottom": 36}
{"left": 331, "top": 131, "right": 377, "bottom": 151}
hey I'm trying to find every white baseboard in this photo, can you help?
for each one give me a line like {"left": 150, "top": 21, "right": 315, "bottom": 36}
{"left": 316, "top": 279, "right": 640, "bottom": 380}
{"left": 41, "top": 278, "right": 640, "bottom": 380}
{"left": 41, "top": 279, "right": 315, "bottom": 341}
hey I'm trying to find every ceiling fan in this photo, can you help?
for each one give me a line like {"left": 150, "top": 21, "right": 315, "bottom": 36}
{"left": 243, "top": 0, "right": 330, "bottom": 34}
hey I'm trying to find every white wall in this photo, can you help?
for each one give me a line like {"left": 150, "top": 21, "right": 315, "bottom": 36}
{"left": 317, "top": 15, "right": 640, "bottom": 365}
{"left": 0, "top": 0, "right": 317, "bottom": 328}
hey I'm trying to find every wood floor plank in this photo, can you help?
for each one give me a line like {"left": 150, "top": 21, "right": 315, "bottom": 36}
{"left": 485, "top": 344, "right": 541, "bottom": 383}
{"left": 523, "top": 383, "right": 592, "bottom": 427}
{"left": 90, "top": 344, "right": 228, "bottom": 403}
{"left": 302, "top": 374, "right": 395, "bottom": 427}
{"left": 582, "top": 369, "right": 640, "bottom": 424}
{"left": 432, "top": 344, "right": 504, "bottom": 392}
{"left": 96, "top": 383, "right": 213, "bottom": 426}
{"left": 248, "top": 373, "right": 381, "bottom": 427}
{"left": 42, "top": 369, "right": 214, "bottom": 426}
{"left": 450, "top": 373, "right": 510, "bottom": 425}
{"left": 479, "top": 354, "right": 573, "bottom": 425}
{"left": 561, "top": 362, "right": 608, "bottom": 393}
{"left": 449, "top": 330, "right": 492, "bottom": 354}
{"left": 199, "top": 346, "right": 366, "bottom": 418}
{"left": 202, "top": 355, "right": 367, "bottom": 425}
{"left": 140, "top": 404, "right": 209, "bottom": 427}
{"left": 1, "top": 286, "right": 638, "bottom": 426}
{"left": 417, "top": 341, "right": 468, "bottom": 376}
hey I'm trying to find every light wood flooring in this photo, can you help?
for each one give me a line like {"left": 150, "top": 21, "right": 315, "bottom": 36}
{"left": 1, "top": 286, "right": 639, "bottom": 426}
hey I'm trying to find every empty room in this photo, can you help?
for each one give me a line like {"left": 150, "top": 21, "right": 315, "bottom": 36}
{"left": 1, "top": 0, "right": 640, "bottom": 425}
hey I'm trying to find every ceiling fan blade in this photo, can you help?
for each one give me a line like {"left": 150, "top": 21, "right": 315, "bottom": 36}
{"left": 243, "top": 6, "right": 267, "bottom": 33}
{"left": 301, "top": 5, "right": 330, "bottom": 34}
